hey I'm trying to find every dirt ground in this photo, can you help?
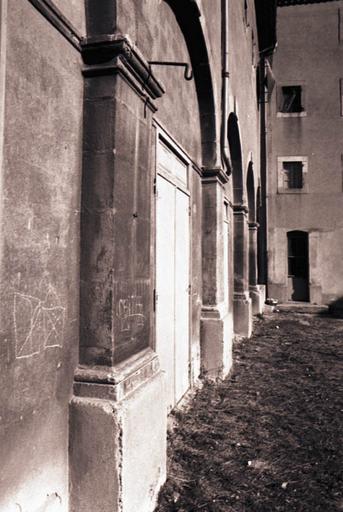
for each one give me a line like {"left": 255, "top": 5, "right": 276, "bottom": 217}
{"left": 155, "top": 310, "right": 343, "bottom": 512}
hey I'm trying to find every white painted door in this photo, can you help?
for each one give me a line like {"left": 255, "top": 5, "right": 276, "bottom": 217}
{"left": 156, "top": 173, "right": 190, "bottom": 409}
{"left": 174, "top": 188, "right": 190, "bottom": 402}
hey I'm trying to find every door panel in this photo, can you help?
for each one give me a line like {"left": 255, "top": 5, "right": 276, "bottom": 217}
{"left": 155, "top": 175, "right": 176, "bottom": 408}
{"left": 155, "top": 172, "right": 190, "bottom": 409}
{"left": 174, "top": 189, "right": 190, "bottom": 403}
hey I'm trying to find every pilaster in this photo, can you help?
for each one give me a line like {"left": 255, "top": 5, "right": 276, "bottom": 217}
{"left": 233, "top": 204, "right": 252, "bottom": 337}
{"left": 69, "top": 29, "right": 167, "bottom": 512}
{"left": 249, "top": 222, "right": 263, "bottom": 314}
{"left": 200, "top": 167, "right": 233, "bottom": 378}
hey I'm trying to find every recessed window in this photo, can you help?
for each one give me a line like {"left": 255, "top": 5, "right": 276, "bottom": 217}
{"left": 243, "top": 0, "right": 248, "bottom": 26}
{"left": 277, "top": 157, "right": 308, "bottom": 193}
{"left": 277, "top": 85, "right": 306, "bottom": 117}
{"left": 280, "top": 86, "right": 303, "bottom": 113}
{"left": 340, "top": 78, "right": 343, "bottom": 116}
{"left": 283, "top": 161, "right": 303, "bottom": 189}
{"left": 339, "top": 8, "right": 342, "bottom": 43}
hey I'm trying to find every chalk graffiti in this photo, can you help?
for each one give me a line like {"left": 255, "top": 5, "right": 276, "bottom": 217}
{"left": 117, "top": 295, "right": 145, "bottom": 335}
{"left": 13, "top": 285, "right": 65, "bottom": 359}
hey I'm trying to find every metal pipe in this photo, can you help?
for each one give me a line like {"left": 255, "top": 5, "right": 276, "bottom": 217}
{"left": 149, "top": 61, "right": 193, "bottom": 81}
{"left": 221, "top": 0, "right": 231, "bottom": 174}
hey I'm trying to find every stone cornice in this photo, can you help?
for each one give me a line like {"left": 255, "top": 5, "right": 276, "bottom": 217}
{"left": 81, "top": 34, "right": 165, "bottom": 100}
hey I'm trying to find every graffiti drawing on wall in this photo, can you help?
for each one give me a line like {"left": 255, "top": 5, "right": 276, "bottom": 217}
{"left": 117, "top": 295, "right": 145, "bottom": 336}
{"left": 13, "top": 283, "right": 65, "bottom": 359}
{"left": 114, "top": 280, "right": 149, "bottom": 341}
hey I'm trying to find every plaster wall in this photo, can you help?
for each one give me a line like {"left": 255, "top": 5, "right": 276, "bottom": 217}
{"left": 0, "top": 1, "right": 83, "bottom": 510}
{"left": 117, "top": 0, "right": 203, "bottom": 163}
{"left": 268, "top": 1, "right": 343, "bottom": 303}
{"left": 53, "top": 0, "right": 86, "bottom": 35}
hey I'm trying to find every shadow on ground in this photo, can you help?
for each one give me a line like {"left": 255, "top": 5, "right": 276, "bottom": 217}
{"left": 328, "top": 297, "right": 343, "bottom": 318}
{"left": 155, "top": 311, "right": 343, "bottom": 512}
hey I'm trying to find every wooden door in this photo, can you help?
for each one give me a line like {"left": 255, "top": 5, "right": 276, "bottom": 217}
{"left": 155, "top": 140, "right": 190, "bottom": 409}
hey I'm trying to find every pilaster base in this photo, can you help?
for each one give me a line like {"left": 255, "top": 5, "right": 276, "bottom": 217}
{"left": 200, "top": 305, "right": 233, "bottom": 379}
{"left": 233, "top": 293, "right": 252, "bottom": 338}
{"left": 250, "top": 284, "right": 266, "bottom": 315}
{"left": 69, "top": 349, "right": 167, "bottom": 512}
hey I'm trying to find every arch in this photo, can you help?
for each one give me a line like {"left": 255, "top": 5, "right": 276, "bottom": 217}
{"left": 164, "top": 0, "right": 217, "bottom": 167}
{"left": 228, "top": 113, "right": 244, "bottom": 204}
{"left": 246, "top": 162, "right": 255, "bottom": 223}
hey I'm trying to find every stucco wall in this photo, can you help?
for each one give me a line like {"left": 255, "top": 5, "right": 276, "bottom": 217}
{"left": 0, "top": 1, "right": 83, "bottom": 510}
{"left": 117, "top": 0, "right": 203, "bottom": 163}
{"left": 268, "top": 1, "right": 343, "bottom": 303}
{"left": 54, "top": 0, "right": 85, "bottom": 35}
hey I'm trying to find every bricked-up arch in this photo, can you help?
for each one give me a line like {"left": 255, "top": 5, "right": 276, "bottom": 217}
{"left": 228, "top": 113, "right": 244, "bottom": 204}
{"left": 247, "top": 162, "right": 255, "bottom": 222}
{"left": 247, "top": 162, "right": 258, "bottom": 297}
{"left": 164, "top": 0, "right": 218, "bottom": 167}
{"left": 256, "top": 185, "right": 263, "bottom": 283}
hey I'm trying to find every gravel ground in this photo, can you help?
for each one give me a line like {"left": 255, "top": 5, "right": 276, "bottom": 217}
{"left": 155, "top": 310, "right": 343, "bottom": 512}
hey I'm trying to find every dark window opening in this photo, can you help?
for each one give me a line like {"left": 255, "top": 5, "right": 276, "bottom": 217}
{"left": 244, "top": 0, "right": 248, "bottom": 25}
{"left": 283, "top": 161, "right": 303, "bottom": 189}
{"left": 280, "top": 85, "right": 303, "bottom": 113}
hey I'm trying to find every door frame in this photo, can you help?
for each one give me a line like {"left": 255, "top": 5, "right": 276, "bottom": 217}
{"left": 153, "top": 121, "right": 193, "bottom": 405}
{"left": 287, "top": 230, "right": 309, "bottom": 302}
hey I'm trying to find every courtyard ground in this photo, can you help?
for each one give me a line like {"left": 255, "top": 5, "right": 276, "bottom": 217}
{"left": 155, "top": 310, "right": 343, "bottom": 512}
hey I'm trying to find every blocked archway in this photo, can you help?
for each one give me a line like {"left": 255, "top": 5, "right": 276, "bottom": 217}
{"left": 247, "top": 162, "right": 255, "bottom": 223}
{"left": 228, "top": 113, "right": 244, "bottom": 205}
{"left": 164, "top": 0, "right": 218, "bottom": 167}
{"left": 229, "top": 114, "right": 252, "bottom": 337}
{"left": 246, "top": 163, "right": 261, "bottom": 314}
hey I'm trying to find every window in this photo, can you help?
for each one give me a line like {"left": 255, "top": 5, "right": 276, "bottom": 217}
{"left": 277, "top": 85, "right": 306, "bottom": 117}
{"left": 340, "top": 78, "right": 343, "bottom": 117}
{"left": 243, "top": 0, "right": 248, "bottom": 26}
{"left": 277, "top": 157, "right": 308, "bottom": 193}
{"left": 283, "top": 161, "right": 303, "bottom": 189}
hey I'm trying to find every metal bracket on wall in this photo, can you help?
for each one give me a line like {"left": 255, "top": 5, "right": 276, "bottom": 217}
{"left": 148, "top": 61, "right": 193, "bottom": 81}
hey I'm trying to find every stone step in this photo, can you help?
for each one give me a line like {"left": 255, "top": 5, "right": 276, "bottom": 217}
{"left": 276, "top": 302, "right": 329, "bottom": 315}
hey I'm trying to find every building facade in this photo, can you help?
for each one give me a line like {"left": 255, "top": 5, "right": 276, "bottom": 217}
{"left": 0, "top": 1, "right": 276, "bottom": 511}
{"left": 268, "top": 0, "right": 343, "bottom": 305}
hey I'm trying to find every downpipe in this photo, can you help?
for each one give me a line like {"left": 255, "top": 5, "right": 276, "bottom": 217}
{"left": 221, "top": 0, "right": 231, "bottom": 175}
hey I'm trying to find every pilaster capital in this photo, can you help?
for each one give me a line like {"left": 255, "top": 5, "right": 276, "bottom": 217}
{"left": 81, "top": 34, "right": 165, "bottom": 100}
{"left": 248, "top": 221, "right": 259, "bottom": 229}
{"left": 233, "top": 203, "right": 249, "bottom": 215}
{"left": 201, "top": 166, "right": 229, "bottom": 185}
